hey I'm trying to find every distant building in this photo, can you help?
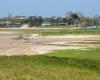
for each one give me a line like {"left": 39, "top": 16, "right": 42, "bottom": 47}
{"left": 42, "top": 22, "right": 52, "bottom": 26}
{"left": 14, "top": 16, "right": 28, "bottom": 20}
{"left": 0, "top": 21, "right": 18, "bottom": 27}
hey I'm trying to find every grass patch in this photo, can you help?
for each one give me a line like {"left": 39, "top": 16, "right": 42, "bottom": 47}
{"left": 41, "top": 29, "right": 100, "bottom": 36}
{"left": 0, "top": 48, "right": 100, "bottom": 80}
{"left": 0, "top": 55, "right": 100, "bottom": 80}
{"left": 47, "top": 48, "right": 100, "bottom": 60}
{"left": 0, "top": 28, "right": 100, "bottom": 35}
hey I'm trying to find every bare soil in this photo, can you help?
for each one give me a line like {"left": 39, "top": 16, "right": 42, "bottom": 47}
{"left": 0, "top": 31, "right": 100, "bottom": 56}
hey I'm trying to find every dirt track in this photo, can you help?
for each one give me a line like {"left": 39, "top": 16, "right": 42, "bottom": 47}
{"left": 0, "top": 33, "right": 100, "bottom": 56}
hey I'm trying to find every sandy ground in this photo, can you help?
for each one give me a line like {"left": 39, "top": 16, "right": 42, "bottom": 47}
{"left": 0, "top": 31, "right": 100, "bottom": 56}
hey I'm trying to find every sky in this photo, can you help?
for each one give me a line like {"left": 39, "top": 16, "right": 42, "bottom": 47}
{"left": 0, "top": 0, "right": 100, "bottom": 17}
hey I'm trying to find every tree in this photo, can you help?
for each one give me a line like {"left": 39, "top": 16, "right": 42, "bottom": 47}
{"left": 70, "top": 13, "right": 80, "bottom": 27}
{"left": 79, "top": 18, "right": 89, "bottom": 27}
{"left": 38, "top": 16, "right": 43, "bottom": 26}
{"left": 28, "top": 16, "right": 43, "bottom": 27}
{"left": 49, "top": 17, "right": 55, "bottom": 26}
{"left": 28, "top": 16, "right": 34, "bottom": 27}
{"left": 65, "top": 12, "right": 80, "bottom": 27}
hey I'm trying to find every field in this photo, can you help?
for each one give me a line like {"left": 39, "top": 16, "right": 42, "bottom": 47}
{"left": 0, "top": 49, "right": 100, "bottom": 80}
{"left": 0, "top": 27, "right": 100, "bottom": 80}
{"left": 0, "top": 27, "right": 100, "bottom": 35}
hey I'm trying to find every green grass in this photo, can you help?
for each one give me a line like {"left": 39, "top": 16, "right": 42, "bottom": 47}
{"left": 47, "top": 48, "right": 100, "bottom": 60}
{"left": 0, "top": 27, "right": 100, "bottom": 35}
{"left": 0, "top": 48, "right": 100, "bottom": 80}
{"left": 41, "top": 29, "right": 100, "bottom": 36}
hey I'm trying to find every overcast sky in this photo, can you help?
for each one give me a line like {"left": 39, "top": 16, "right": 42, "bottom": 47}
{"left": 0, "top": 0, "right": 99, "bottom": 17}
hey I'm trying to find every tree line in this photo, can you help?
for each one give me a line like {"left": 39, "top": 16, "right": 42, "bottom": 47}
{"left": 0, "top": 12, "right": 100, "bottom": 27}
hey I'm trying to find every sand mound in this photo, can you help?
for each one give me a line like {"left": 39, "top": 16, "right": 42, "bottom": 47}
{"left": 20, "top": 24, "right": 30, "bottom": 29}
